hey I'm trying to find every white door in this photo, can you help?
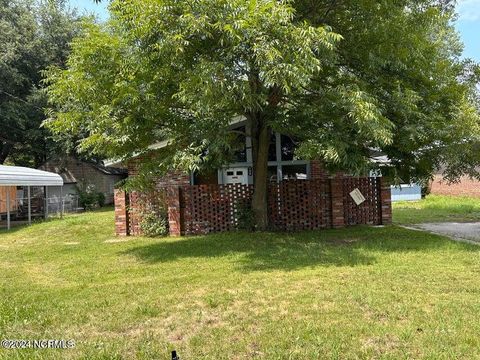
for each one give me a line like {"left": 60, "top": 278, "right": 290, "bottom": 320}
{"left": 223, "top": 168, "right": 248, "bottom": 185}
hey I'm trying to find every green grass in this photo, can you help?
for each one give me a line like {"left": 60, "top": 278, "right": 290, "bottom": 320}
{"left": 1, "top": 209, "right": 480, "bottom": 359}
{"left": 393, "top": 195, "right": 480, "bottom": 224}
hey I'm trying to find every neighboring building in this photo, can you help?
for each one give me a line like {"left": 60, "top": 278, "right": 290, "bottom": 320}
{"left": 430, "top": 174, "right": 480, "bottom": 198}
{"left": 391, "top": 184, "right": 422, "bottom": 202}
{"left": 39, "top": 157, "right": 127, "bottom": 205}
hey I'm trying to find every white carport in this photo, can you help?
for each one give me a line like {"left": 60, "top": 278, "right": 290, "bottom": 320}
{"left": 0, "top": 165, "right": 64, "bottom": 230}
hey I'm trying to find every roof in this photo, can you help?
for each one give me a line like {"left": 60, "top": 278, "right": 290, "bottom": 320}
{"left": 39, "top": 157, "right": 127, "bottom": 184}
{"left": 104, "top": 116, "right": 247, "bottom": 167}
{"left": 0, "top": 165, "right": 64, "bottom": 186}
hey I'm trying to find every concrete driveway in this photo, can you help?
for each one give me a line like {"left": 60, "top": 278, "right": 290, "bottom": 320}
{"left": 414, "top": 222, "right": 480, "bottom": 245}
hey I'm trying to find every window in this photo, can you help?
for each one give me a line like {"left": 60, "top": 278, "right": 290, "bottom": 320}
{"left": 282, "top": 165, "right": 307, "bottom": 180}
{"left": 268, "top": 133, "right": 277, "bottom": 162}
{"left": 268, "top": 166, "right": 278, "bottom": 182}
{"left": 232, "top": 126, "right": 247, "bottom": 162}
{"left": 236, "top": 171, "right": 243, "bottom": 176}
{"left": 227, "top": 171, "right": 234, "bottom": 176}
{"left": 281, "top": 135, "right": 297, "bottom": 161}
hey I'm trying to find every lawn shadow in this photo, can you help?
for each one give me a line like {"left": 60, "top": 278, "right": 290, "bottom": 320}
{"left": 122, "top": 231, "right": 375, "bottom": 271}
{"left": 122, "top": 226, "right": 476, "bottom": 272}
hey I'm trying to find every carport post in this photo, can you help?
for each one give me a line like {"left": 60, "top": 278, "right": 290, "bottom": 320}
{"left": 60, "top": 186, "right": 64, "bottom": 218}
{"left": 6, "top": 188, "right": 10, "bottom": 230}
{"left": 27, "top": 186, "right": 31, "bottom": 225}
{"left": 44, "top": 186, "right": 48, "bottom": 220}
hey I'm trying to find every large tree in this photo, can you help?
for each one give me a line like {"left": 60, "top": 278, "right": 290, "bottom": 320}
{"left": 45, "top": 0, "right": 480, "bottom": 229}
{"left": 0, "top": 0, "right": 82, "bottom": 167}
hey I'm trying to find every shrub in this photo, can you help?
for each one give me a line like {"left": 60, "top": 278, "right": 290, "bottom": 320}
{"left": 137, "top": 190, "right": 169, "bottom": 237}
{"left": 236, "top": 201, "right": 255, "bottom": 232}
{"left": 97, "top": 192, "right": 106, "bottom": 207}
{"left": 77, "top": 184, "right": 105, "bottom": 210}
{"left": 139, "top": 212, "right": 169, "bottom": 237}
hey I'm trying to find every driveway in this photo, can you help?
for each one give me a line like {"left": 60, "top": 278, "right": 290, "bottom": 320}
{"left": 413, "top": 222, "right": 480, "bottom": 244}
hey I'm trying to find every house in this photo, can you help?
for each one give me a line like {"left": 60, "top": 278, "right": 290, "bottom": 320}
{"left": 391, "top": 184, "right": 422, "bottom": 201}
{"left": 39, "top": 157, "right": 127, "bottom": 205}
{"left": 111, "top": 118, "right": 393, "bottom": 237}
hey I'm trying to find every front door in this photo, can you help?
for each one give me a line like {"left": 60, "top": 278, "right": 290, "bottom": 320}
{"left": 223, "top": 168, "right": 248, "bottom": 185}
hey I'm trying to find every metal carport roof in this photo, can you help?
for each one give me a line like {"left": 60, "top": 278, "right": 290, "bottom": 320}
{"left": 0, "top": 165, "right": 63, "bottom": 187}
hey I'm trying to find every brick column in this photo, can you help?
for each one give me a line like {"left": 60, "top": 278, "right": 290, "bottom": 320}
{"left": 330, "top": 173, "right": 345, "bottom": 228}
{"left": 380, "top": 177, "right": 392, "bottom": 225}
{"left": 310, "top": 160, "right": 327, "bottom": 180}
{"left": 114, "top": 189, "right": 129, "bottom": 236}
{"left": 167, "top": 187, "right": 182, "bottom": 236}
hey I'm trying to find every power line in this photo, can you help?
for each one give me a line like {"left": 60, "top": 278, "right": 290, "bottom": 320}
{"left": 0, "top": 89, "right": 46, "bottom": 111}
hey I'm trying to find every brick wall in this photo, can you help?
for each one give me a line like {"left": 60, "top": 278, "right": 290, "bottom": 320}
{"left": 117, "top": 155, "right": 190, "bottom": 236}
{"left": 114, "top": 157, "right": 393, "bottom": 236}
{"left": 310, "top": 160, "right": 328, "bottom": 180}
{"left": 430, "top": 175, "right": 480, "bottom": 198}
{"left": 114, "top": 189, "right": 129, "bottom": 236}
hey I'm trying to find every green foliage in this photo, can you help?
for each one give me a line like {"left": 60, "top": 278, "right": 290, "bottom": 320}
{"left": 0, "top": 0, "right": 83, "bottom": 166}
{"left": 136, "top": 192, "right": 169, "bottom": 237}
{"left": 96, "top": 192, "right": 106, "bottom": 208}
{"left": 139, "top": 212, "right": 168, "bottom": 237}
{"left": 77, "top": 184, "right": 105, "bottom": 210}
{"left": 236, "top": 201, "right": 256, "bottom": 232}
{"left": 45, "top": 0, "right": 480, "bottom": 187}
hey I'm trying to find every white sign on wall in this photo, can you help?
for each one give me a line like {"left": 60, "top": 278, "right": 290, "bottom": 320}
{"left": 349, "top": 188, "right": 366, "bottom": 206}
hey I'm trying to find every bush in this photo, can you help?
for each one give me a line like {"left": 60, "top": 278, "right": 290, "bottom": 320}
{"left": 139, "top": 212, "right": 169, "bottom": 237}
{"left": 236, "top": 201, "right": 255, "bottom": 232}
{"left": 97, "top": 192, "right": 106, "bottom": 207}
{"left": 77, "top": 184, "right": 105, "bottom": 210}
{"left": 137, "top": 190, "right": 169, "bottom": 237}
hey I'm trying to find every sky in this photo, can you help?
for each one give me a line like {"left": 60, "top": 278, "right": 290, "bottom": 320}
{"left": 68, "top": 0, "right": 480, "bottom": 62}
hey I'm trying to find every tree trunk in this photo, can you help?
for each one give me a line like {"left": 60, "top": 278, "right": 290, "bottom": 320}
{"left": 0, "top": 142, "right": 13, "bottom": 164}
{"left": 250, "top": 118, "right": 270, "bottom": 230}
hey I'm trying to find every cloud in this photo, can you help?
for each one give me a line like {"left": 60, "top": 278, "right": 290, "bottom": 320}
{"left": 457, "top": 0, "right": 480, "bottom": 22}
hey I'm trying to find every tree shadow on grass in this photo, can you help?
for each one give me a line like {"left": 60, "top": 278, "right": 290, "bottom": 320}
{"left": 122, "top": 226, "right": 477, "bottom": 272}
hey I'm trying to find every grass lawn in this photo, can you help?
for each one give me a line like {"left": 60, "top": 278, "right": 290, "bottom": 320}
{"left": 1, "top": 209, "right": 480, "bottom": 359}
{"left": 393, "top": 195, "right": 480, "bottom": 224}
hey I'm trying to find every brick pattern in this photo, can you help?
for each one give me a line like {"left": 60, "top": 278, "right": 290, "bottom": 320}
{"left": 125, "top": 156, "right": 191, "bottom": 236}
{"left": 380, "top": 177, "right": 392, "bottom": 225}
{"left": 342, "top": 177, "right": 382, "bottom": 226}
{"left": 331, "top": 174, "right": 345, "bottom": 228}
{"left": 167, "top": 187, "right": 182, "bottom": 236}
{"left": 114, "top": 189, "right": 129, "bottom": 236}
{"left": 268, "top": 179, "right": 332, "bottom": 231}
{"left": 115, "top": 155, "right": 392, "bottom": 235}
{"left": 310, "top": 160, "right": 328, "bottom": 180}
{"left": 180, "top": 183, "right": 254, "bottom": 235}
{"left": 430, "top": 175, "right": 480, "bottom": 198}
{"left": 128, "top": 189, "right": 168, "bottom": 236}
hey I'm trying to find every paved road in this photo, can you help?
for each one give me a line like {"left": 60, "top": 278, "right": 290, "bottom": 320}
{"left": 415, "top": 222, "right": 480, "bottom": 244}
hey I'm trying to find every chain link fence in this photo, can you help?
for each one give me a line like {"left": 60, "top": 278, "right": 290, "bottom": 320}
{"left": 0, "top": 195, "right": 81, "bottom": 229}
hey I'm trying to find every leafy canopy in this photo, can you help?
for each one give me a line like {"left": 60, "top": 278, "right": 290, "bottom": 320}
{"left": 0, "top": 0, "right": 82, "bottom": 166}
{"left": 45, "top": 0, "right": 480, "bottom": 184}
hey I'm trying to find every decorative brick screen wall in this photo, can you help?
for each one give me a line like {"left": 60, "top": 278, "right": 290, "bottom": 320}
{"left": 180, "top": 183, "right": 254, "bottom": 235}
{"left": 115, "top": 176, "right": 392, "bottom": 236}
{"left": 268, "top": 179, "right": 332, "bottom": 231}
{"left": 343, "top": 177, "right": 382, "bottom": 226}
